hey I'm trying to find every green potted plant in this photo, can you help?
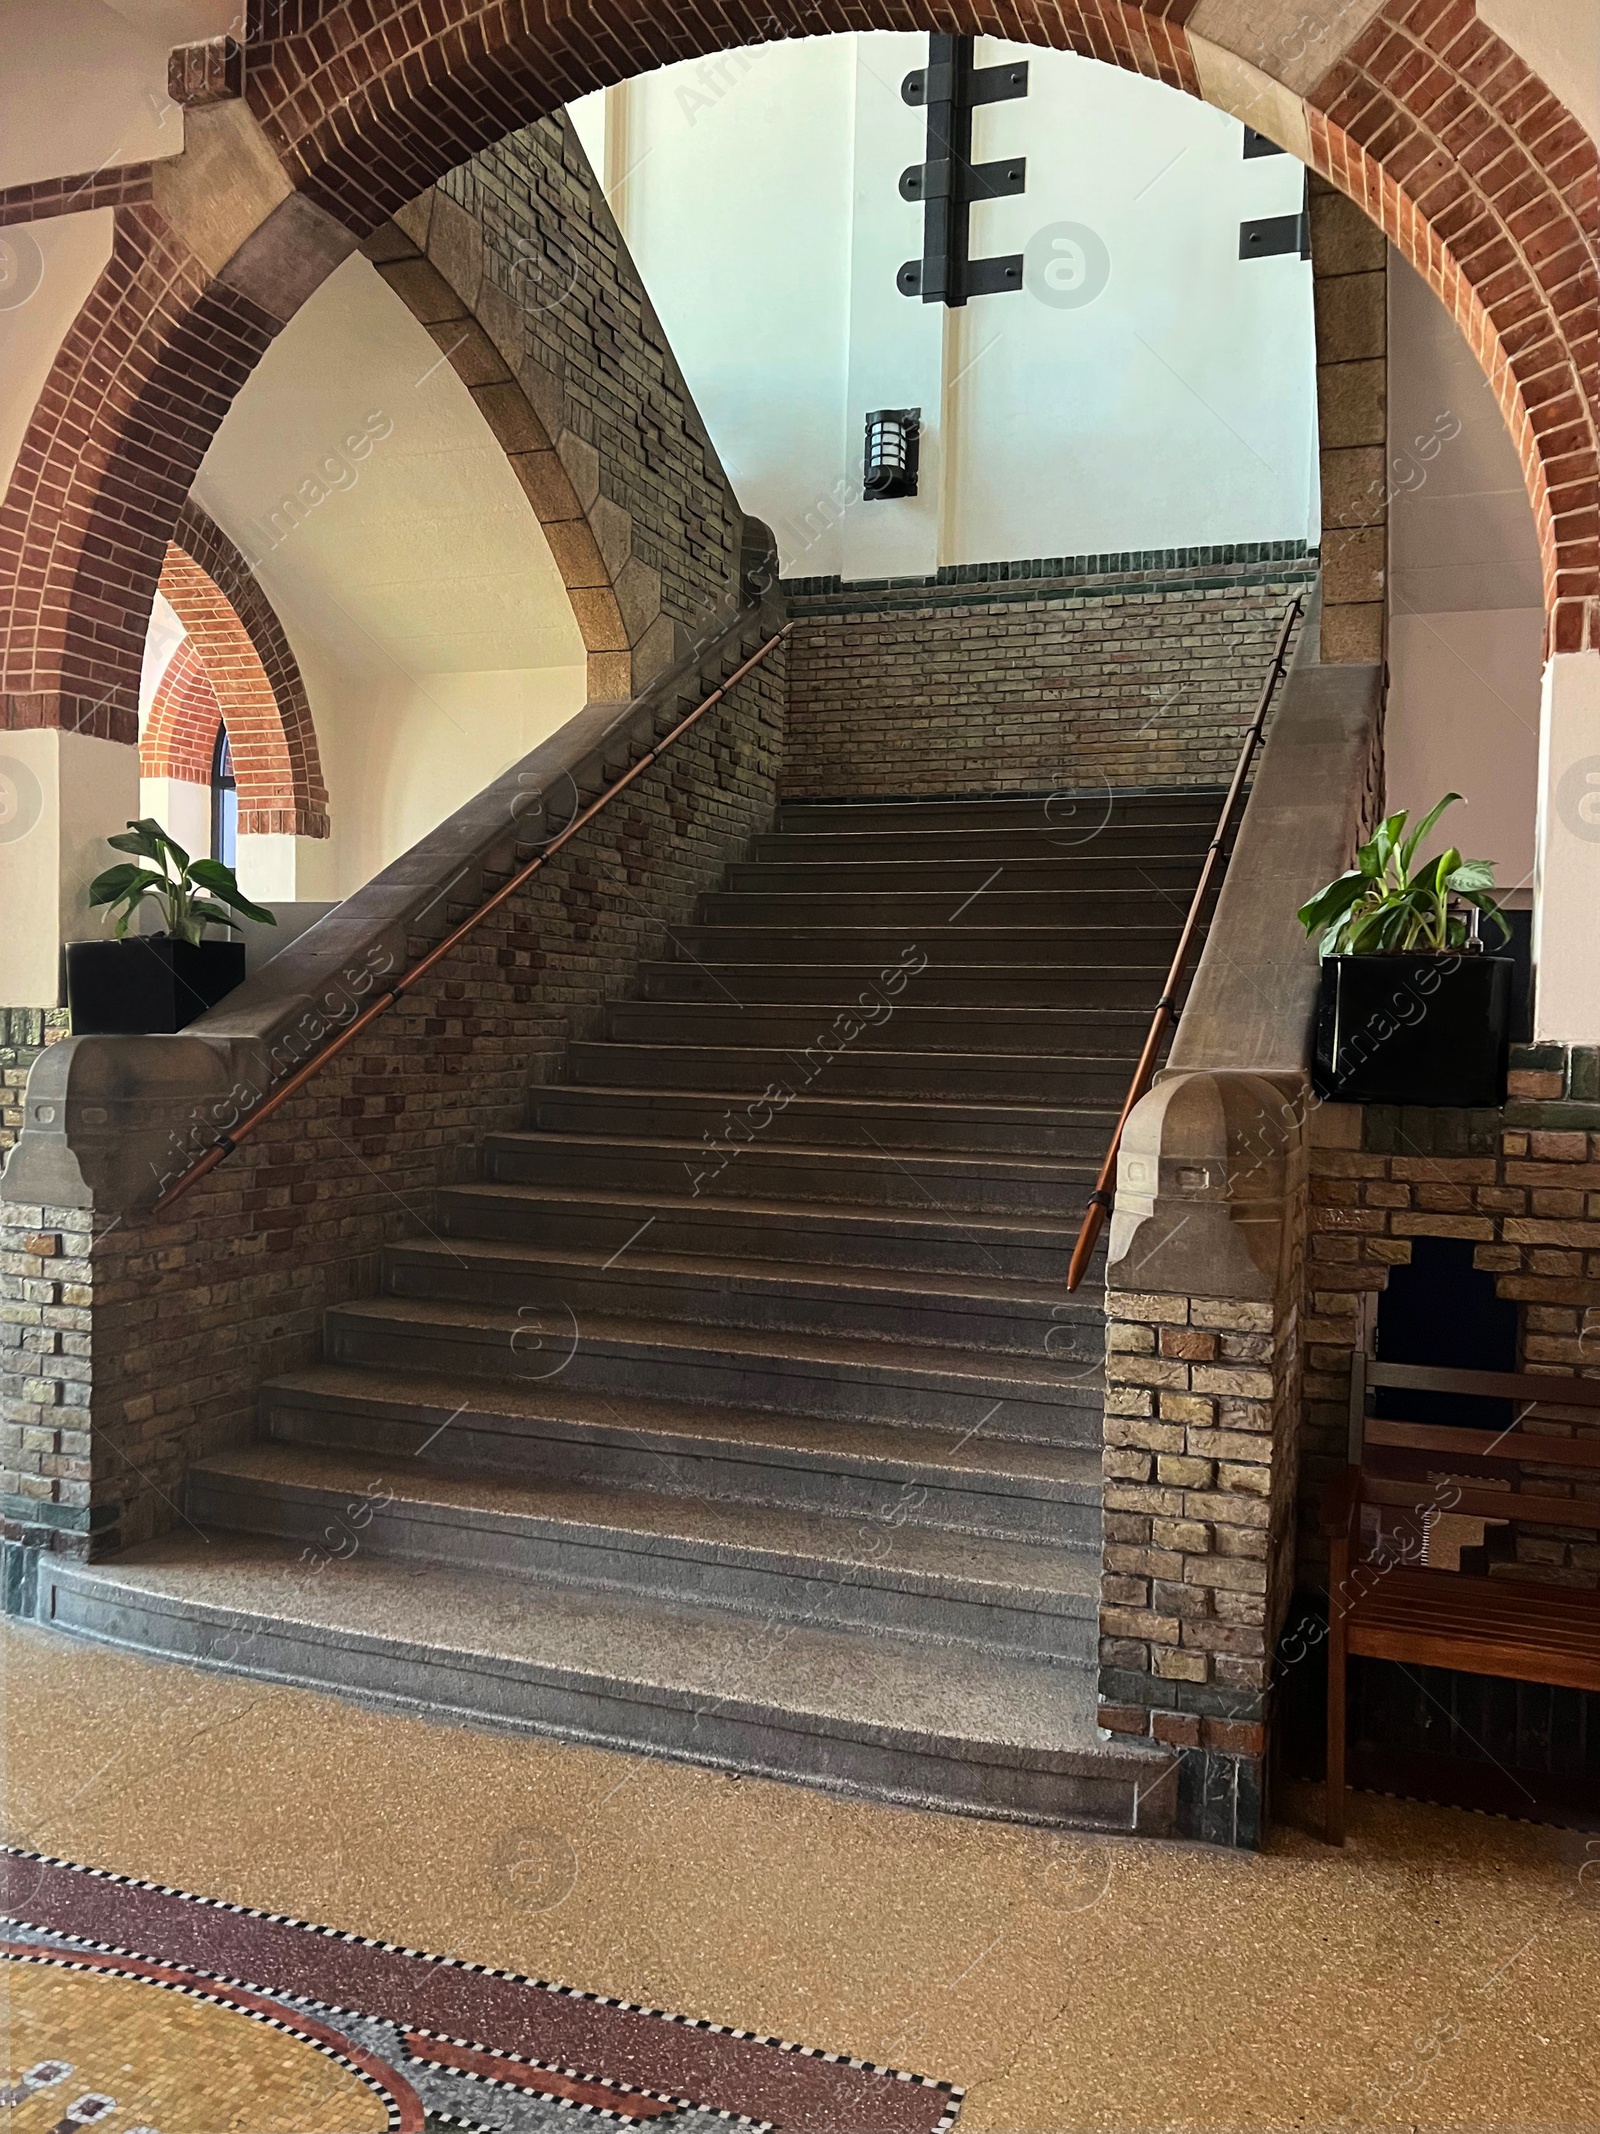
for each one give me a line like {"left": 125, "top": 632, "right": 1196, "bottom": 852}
{"left": 66, "top": 818, "right": 275, "bottom": 1034}
{"left": 1297, "top": 794, "right": 1514, "bottom": 1107}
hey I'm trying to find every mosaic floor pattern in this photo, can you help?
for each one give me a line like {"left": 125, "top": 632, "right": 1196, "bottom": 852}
{"left": 0, "top": 1851, "right": 962, "bottom": 2134}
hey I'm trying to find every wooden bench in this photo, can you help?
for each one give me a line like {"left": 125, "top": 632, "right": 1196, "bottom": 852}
{"left": 1323, "top": 1297, "right": 1600, "bottom": 1843}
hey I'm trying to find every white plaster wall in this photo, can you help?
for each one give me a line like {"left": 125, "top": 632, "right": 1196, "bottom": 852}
{"left": 579, "top": 38, "right": 863, "bottom": 582}
{"left": 575, "top": 33, "right": 1316, "bottom": 578}
{"left": 190, "top": 250, "right": 588, "bottom": 900}
{"left": 0, "top": 729, "right": 140, "bottom": 1005}
{"left": 839, "top": 33, "right": 946, "bottom": 582}
{"left": 0, "top": 0, "right": 222, "bottom": 189}
{"left": 1535, "top": 651, "right": 1600, "bottom": 1043}
{"left": 290, "top": 661, "right": 590, "bottom": 898}
{"left": 947, "top": 43, "right": 1315, "bottom": 561}
{"left": 1384, "top": 248, "right": 1544, "bottom": 895}
{"left": 1478, "top": 0, "right": 1598, "bottom": 143}
{"left": 137, "top": 775, "right": 210, "bottom": 860}
{"left": 137, "top": 593, "right": 188, "bottom": 725}
{"left": 1386, "top": 609, "right": 1544, "bottom": 892}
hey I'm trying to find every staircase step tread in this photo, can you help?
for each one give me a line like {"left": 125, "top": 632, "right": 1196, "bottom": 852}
{"left": 612, "top": 1005, "right": 1157, "bottom": 1023}
{"left": 58, "top": 1537, "right": 1137, "bottom": 1761}
{"left": 193, "top": 1445, "right": 1099, "bottom": 1604}
{"left": 265, "top": 1364, "right": 1102, "bottom": 1494}
{"left": 682, "top": 925, "right": 1188, "bottom": 938}
{"left": 537, "top": 1085, "right": 1117, "bottom": 1124}
{"left": 443, "top": 1178, "right": 1087, "bottom": 1241}
{"left": 331, "top": 1294, "right": 1102, "bottom": 1391}
{"left": 576, "top": 1041, "right": 1141, "bottom": 1065}
{"left": 389, "top": 1236, "right": 1100, "bottom": 1311}
{"left": 486, "top": 1129, "right": 1097, "bottom": 1181}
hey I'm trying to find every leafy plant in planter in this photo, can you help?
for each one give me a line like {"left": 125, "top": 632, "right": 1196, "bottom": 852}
{"left": 1297, "top": 795, "right": 1514, "bottom": 1108}
{"left": 67, "top": 818, "right": 275, "bottom": 1035}
{"left": 1298, "top": 793, "right": 1510, "bottom": 955}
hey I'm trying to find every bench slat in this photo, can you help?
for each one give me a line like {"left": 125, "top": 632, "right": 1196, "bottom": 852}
{"left": 1363, "top": 1476, "right": 1600, "bottom": 1529}
{"left": 1369, "top": 1360, "right": 1600, "bottom": 1408}
{"left": 1347, "top": 1570, "right": 1600, "bottom": 1693}
{"left": 1365, "top": 1417, "right": 1600, "bottom": 1471}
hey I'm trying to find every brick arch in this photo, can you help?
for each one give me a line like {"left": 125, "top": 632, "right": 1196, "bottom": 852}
{"left": 143, "top": 637, "right": 224, "bottom": 786}
{"left": 155, "top": 512, "right": 329, "bottom": 837}
{"left": 0, "top": 0, "right": 1594, "bottom": 745}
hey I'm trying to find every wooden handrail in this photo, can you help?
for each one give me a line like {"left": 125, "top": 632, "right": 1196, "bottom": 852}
{"left": 152, "top": 622, "right": 792, "bottom": 1218}
{"left": 1064, "top": 596, "right": 1302, "bottom": 1291}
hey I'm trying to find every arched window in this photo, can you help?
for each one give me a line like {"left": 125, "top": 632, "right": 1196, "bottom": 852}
{"left": 210, "top": 725, "right": 237, "bottom": 868}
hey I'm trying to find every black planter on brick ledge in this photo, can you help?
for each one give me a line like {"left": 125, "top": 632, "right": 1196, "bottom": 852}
{"left": 65, "top": 937, "right": 246, "bottom": 1035}
{"left": 1312, "top": 952, "right": 1513, "bottom": 1108}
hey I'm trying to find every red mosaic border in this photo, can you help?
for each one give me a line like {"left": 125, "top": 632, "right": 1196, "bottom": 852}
{"left": 0, "top": 1851, "right": 963, "bottom": 2134}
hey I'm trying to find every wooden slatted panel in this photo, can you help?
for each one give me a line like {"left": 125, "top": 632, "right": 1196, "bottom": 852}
{"left": 1365, "top": 1418, "right": 1600, "bottom": 1471}
{"left": 1348, "top": 1569, "right": 1600, "bottom": 1693}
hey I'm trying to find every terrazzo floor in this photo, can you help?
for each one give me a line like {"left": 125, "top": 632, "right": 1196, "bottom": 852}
{"left": 3, "top": 1618, "right": 1597, "bottom": 2132}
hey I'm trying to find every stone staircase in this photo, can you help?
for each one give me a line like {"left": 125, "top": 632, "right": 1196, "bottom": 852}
{"left": 44, "top": 788, "right": 1227, "bottom": 1833}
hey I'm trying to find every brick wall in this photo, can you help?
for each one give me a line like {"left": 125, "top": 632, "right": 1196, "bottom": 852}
{"left": 0, "top": 656, "right": 785, "bottom": 1559}
{"left": 438, "top": 115, "right": 743, "bottom": 647}
{"left": 0, "top": 1011, "right": 65, "bottom": 1161}
{"left": 143, "top": 640, "right": 222, "bottom": 786}
{"left": 1303, "top": 1076, "right": 1600, "bottom": 1591}
{"left": 1098, "top": 1266, "right": 1305, "bottom": 1846}
{"left": 781, "top": 551, "right": 1316, "bottom": 798}
{"left": 161, "top": 503, "right": 327, "bottom": 839}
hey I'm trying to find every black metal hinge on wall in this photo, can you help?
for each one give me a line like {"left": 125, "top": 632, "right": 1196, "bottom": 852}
{"left": 898, "top": 35, "right": 1028, "bottom": 307}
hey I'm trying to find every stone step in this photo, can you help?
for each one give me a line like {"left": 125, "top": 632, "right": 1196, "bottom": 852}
{"left": 696, "top": 887, "right": 1199, "bottom": 928}
{"left": 482, "top": 1127, "right": 1096, "bottom": 1214}
{"left": 636, "top": 961, "right": 1170, "bottom": 1009}
{"left": 436, "top": 1179, "right": 1100, "bottom": 1283}
{"left": 324, "top": 1295, "right": 1103, "bottom": 1441}
{"left": 383, "top": 1235, "right": 1102, "bottom": 1355}
{"left": 753, "top": 824, "right": 1218, "bottom": 865}
{"left": 775, "top": 793, "right": 1223, "bottom": 834}
{"left": 526, "top": 1084, "right": 1118, "bottom": 1159}
{"left": 674, "top": 924, "right": 1195, "bottom": 966}
{"left": 727, "top": 857, "right": 1208, "bottom": 894}
{"left": 601, "top": 1002, "right": 1155, "bottom": 1057}
{"left": 186, "top": 1445, "right": 1100, "bottom": 1661}
{"left": 566, "top": 1039, "right": 1140, "bottom": 1103}
{"left": 260, "top": 1364, "right": 1101, "bottom": 1542}
{"left": 40, "top": 1541, "right": 1177, "bottom": 1832}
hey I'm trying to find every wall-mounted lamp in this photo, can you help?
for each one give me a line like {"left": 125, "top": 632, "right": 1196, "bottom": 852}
{"left": 864, "top": 408, "right": 921, "bottom": 500}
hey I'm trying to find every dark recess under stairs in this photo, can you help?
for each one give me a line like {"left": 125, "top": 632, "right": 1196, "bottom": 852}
{"left": 44, "top": 789, "right": 1230, "bottom": 1833}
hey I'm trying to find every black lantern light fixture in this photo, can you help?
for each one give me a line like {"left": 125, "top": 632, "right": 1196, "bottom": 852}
{"left": 864, "top": 408, "right": 921, "bottom": 500}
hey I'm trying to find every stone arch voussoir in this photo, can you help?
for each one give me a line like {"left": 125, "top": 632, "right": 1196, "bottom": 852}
{"left": 362, "top": 183, "right": 663, "bottom": 702}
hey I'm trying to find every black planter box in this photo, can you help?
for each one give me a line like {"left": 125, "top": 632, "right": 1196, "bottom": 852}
{"left": 65, "top": 937, "right": 246, "bottom": 1035}
{"left": 1313, "top": 952, "right": 1513, "bottom": 1107}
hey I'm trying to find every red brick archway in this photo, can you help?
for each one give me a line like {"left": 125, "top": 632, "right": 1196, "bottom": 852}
{"left": 150, "top": 511, "right": 329, "bottom": 838}
{"left": 0, "top": 0, "right": 1594, "bottom": 742}
{"left": 143, "top": 637, "right": 224, "bottom": 788}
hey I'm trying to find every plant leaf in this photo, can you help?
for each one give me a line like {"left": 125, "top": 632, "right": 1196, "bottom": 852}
{"left": 1444, "top": 859, "right": 1496, "bottom": 895}
{"left": 1398, "top": 792, "right": 1461, "bottom": 874}
{"left": 1298, "top": 871, "right": 1368, "bottom": 937}
{"left": 186, "top": 899, "right": 245, "bottom": 932}
{"left": 107, "top": 817, "right": 189, "bottom": 871}
{"left": 187, "top": 860, "right": 276, "bottom": 924}
{"left": 87, "top": 863, "right": 167, "bottom": 906}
